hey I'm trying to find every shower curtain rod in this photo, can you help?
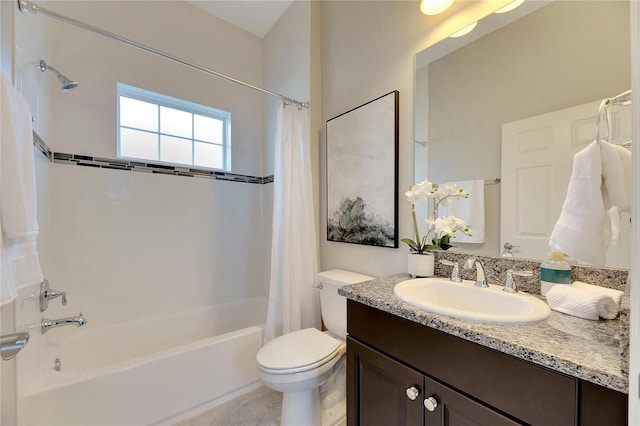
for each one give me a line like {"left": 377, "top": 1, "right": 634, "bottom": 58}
{"left": 17, "top": 0, "right": 310, "bottom": 109}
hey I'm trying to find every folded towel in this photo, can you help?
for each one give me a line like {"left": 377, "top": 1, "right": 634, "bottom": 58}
{"left": 439, "top": 180, "right": 485, "bottom": 243}
{"left": 1, "top": 74, "right": 43, "bottom": 306}
{"left": 572, "top": 281, "right": 624, "bottom": 308}
{"left": 549, "top": 139, "right": 631, "bottom": 265}
{"left": 546, "top": 285, "right": 618, "bottom": 320}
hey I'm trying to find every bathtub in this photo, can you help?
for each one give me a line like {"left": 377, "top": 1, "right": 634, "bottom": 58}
{"left": 18, "top": 297, "right": 267, "bottom": 425}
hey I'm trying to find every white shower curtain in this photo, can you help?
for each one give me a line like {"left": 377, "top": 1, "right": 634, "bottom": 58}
{"left": 264, "top": 103, "right": 320, "bottom": 344}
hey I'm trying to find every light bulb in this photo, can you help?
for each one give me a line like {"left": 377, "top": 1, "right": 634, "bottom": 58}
{"left": 420, "top": 0, "right": 454, "bottom": 16}
{"left": 495, "top": 0, "right": 526, "bottom": 14}
{"left": 449, "top": 21, "right": 478, "bottom": 38}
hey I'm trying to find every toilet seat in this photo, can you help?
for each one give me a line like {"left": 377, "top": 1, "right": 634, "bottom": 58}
{"left": 257, "top": 328, "right": 345, "bottom": 375}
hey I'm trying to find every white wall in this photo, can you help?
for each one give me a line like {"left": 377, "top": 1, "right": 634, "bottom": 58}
{"left": 31, "top": 0, "right": 265, "bottom": 176}
{"left": 263, "top": 1, "right": 311, "bottom": 175}
{"left": 319, "top": 1, "right": 505, "bottom": 278}
{"left": 12, "top": 0, "right": 270, "bottom": 323}
{"left": 261, "top": 0, "right": 315, "bottom": 285}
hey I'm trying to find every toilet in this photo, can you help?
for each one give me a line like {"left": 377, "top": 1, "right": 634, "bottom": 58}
{"left": 256, "top": 269, "right": 373, "bottom": 426}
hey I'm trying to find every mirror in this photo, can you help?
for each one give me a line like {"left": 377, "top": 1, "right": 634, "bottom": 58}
{"left": 414, "top": 0, "right": 631, "bottom": 267}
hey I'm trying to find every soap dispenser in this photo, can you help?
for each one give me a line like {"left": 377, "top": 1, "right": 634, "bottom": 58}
{"left": 501, "top": 243, "right": 519, "bottom": 257}
{"left": 540, "top": 252, "right": 571, "bottom": 296}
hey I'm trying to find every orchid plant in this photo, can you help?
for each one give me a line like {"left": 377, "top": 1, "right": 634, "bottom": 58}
{"left": 402, "top": 179, "right": 471, "bottom": 253}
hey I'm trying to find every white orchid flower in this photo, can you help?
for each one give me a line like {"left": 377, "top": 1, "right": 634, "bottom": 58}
{"left": 404, "top": 179, "right": 471, "bottom": 253}
{"left": 427, "top": 217, "right": 452, "bottom": 235}
{"left": 447, "top": 215, "right": 467, "bottom": 231}
{"left": 405, "top": 179, "right": 434, "bottom": 204}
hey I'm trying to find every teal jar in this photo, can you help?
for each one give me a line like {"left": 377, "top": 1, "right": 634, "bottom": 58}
{"left": 540, "top": 252, "right": 571, "bottom": 296}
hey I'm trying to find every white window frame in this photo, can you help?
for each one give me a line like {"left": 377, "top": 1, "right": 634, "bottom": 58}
{"left": 117, "top": 82, "right": 231, "bottom": 171}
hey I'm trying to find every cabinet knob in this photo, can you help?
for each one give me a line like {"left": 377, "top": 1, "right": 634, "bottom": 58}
{"left": 424, "top": 396, "right": 438, "bottom": 412}
{"left": 405, "top": 386, "right": 420, "bottom": 401}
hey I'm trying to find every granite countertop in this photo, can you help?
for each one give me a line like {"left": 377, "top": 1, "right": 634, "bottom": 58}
{"left": 339, "top": 273, "right": 628, "bottom": 394}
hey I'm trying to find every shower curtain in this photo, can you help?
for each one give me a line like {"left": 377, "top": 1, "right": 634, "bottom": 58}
{"left": 264, "top": 103, "right": 320, "bottom": 343}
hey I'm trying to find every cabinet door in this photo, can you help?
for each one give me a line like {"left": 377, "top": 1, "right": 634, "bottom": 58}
{"left": 424, "top": 376, "right": 523, "bottom": 426}
{"left": 347, "top": 337, "right": 423, "bottom": 426}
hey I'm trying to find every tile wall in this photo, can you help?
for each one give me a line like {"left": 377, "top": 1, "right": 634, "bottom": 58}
{"left": 18, "top": 151, "right": 271, "bottom": 331}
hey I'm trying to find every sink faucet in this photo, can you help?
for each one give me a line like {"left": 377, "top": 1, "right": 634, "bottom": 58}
{"left": 41, "top": 313, "right": 87, "bottom": 334}
{"left": 463, "top": 258, "right": 488, "bottom": 288}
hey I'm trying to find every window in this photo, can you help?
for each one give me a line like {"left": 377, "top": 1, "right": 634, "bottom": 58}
{"left": 117, "top": 83, "right": 230, "bottom": 170}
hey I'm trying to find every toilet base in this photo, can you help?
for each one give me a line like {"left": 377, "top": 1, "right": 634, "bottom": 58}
{"left": 281, "top": 387, "right": 321, "bottom": 426}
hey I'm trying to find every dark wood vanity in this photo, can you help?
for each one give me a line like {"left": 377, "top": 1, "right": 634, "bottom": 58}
{"left": 346, "top": 300, "right": 628, "bottom": 426}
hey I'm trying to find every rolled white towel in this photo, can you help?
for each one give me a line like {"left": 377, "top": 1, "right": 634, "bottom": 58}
{"left": 546, "top": 285, "right": 618, "bottom": 320}
{"left": 571, "top": 281, "right": 624, "bottom": 308}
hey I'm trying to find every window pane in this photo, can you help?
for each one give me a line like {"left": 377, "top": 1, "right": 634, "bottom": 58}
{"left": 120, "top": 128, "right": 158, "bottom": 161}
{"left": 160, "top": 106, "right": 192, "bottom": 138}
{"left": 194, "top": 142, "right": 222, "bottom": 169}
{"left": 160, "top": 135, "right": 192, "bottom": 165}
{"left": 194, "top": 115, "right": 223, "bottom": 144}
{"left": 120, "top": 97, "right": 158, "bottom": 132}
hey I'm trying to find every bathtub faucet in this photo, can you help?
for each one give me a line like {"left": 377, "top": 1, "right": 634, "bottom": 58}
{"left": 41, "top": 313, "right": 87, "bottom": 334}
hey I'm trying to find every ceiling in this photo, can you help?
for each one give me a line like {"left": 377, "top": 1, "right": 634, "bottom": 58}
{"left": 186, "top": 1, "right": 294, "bottom": 38}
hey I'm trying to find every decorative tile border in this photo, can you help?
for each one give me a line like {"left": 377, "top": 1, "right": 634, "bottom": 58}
{"left": 33, "top": 131, "right": 272, "bottom": 185}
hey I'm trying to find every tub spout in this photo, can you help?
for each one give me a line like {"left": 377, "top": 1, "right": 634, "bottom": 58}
{"left": 41, "top": 313, "right": 87, "bottom": 334}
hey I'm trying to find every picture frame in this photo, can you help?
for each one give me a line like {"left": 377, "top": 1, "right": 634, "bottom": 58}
{"left": 326, "top": 91, "right": 399, "bottom": 248}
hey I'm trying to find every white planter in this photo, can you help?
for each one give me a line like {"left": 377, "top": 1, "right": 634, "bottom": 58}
{"left": 407, "top": 253, "right": 435, "bottom": 278}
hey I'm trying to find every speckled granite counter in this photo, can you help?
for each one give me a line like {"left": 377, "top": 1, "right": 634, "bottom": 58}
{"left": 339, "top": 273, "right": 628, "bottom": 394}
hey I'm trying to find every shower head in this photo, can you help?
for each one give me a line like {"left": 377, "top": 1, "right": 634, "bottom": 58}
{"left": 39, "top": 60, "right": 78, "bottom": 91}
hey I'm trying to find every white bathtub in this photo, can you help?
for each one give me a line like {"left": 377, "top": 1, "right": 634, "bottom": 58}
{"left": 18, "top": 297, "right": 267, "bottom": 425}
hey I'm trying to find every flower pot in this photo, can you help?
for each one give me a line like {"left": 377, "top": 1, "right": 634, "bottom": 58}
{"left": 407, "top": 253, "right": 435, "bottom": 278}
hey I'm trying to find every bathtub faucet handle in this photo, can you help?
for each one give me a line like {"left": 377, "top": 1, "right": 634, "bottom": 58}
{"left": 39, "top": 279, "right": 68, "bottom": 312}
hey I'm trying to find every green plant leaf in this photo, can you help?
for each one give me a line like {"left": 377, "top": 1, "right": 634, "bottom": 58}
{"left": 401, "top": 238, "right": 420, "bottom": 252}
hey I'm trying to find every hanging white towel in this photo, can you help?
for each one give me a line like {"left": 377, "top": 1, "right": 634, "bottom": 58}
{"left": 439, "top": 180, "right": 485, "bottom": 243}
{"left": 1, "top": 74, "right": 39, "bottom": 238}
{"left": 601, "top": 142, "right": 631, "bottom": 247}
{"left": 1, "top": 73, "right": 43, "bottom": 306}
{"left": 546, "top": 285, "right": 619, "bottom": 320}
{"left": 549, "top": 140, "right": 630, "bottom": 265}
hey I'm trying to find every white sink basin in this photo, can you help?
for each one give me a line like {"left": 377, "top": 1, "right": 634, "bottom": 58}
{"left": 393, "top": 278, "right": 550, "bottom": 324}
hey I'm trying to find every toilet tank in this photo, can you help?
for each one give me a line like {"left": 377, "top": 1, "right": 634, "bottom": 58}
{"left": 318, "top": 269, "right": 374, "bottom": 338}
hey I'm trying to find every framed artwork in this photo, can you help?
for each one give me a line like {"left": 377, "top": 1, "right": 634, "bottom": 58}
{"left": 326, "top": 91, "right": 399, "bottom": 248}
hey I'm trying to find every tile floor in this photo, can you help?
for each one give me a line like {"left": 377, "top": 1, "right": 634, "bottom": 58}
{"left": 175, "top": 387, "right": 282, "bottom": 426}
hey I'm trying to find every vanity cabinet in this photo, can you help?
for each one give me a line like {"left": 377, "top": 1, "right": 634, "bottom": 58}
{"left": 348, "top": 338, "right": 521, "bottom": 425}
{"left": 346, "top": 300, "right": 628, "bottom": 426}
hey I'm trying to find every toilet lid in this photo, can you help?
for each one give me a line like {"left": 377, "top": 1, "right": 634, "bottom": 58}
{"left": 257, "top": 328, "right": 343, "bottom": 371}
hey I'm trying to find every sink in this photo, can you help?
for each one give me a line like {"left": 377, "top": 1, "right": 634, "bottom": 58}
{"left": 393, "top": 278, "right": 551, "bottom": 324}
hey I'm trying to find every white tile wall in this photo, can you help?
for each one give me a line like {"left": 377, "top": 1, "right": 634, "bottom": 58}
{"left": 20, "top": 156, "right": 270, "bottom": 330}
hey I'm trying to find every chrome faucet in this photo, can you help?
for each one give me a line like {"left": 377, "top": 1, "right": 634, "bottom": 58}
{"left": 39, "top": 279, "right": 67, "bottom": 312}
{"left": 41, "top": 313, "right": 87, "bottom": 334}
{"left": 439, "top": 259, "right": 462, "bottom": 282}
{"left": 463, "top": 258, "right": 488, "bottom": 288}
{"left": 502, "top": 270, "right": 533, "bottom": 293}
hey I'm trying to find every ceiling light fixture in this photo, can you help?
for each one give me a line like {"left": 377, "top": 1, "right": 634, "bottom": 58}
{"left": 420, "top": 0, "right": 454, "bottom": 16}
{"left": 495, "top": 0, "right": 526, "bottom": 14}
{"left": 449, "top": 21, "right": 478, "bottom": 38}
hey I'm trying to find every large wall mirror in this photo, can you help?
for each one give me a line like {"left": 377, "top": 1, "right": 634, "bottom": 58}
{"left": 414, "top": 0, "right": 631, "bottom": 268}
